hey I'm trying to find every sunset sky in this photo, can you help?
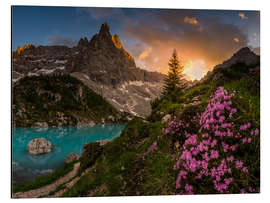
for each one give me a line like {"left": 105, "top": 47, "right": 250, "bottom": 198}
{"left": 12, "top": 6, "right": 260, "bottom": 80}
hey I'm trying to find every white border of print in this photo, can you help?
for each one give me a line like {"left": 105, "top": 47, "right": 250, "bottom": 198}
{"left": 1, "top": 0, "right": 269, "bottom": 203}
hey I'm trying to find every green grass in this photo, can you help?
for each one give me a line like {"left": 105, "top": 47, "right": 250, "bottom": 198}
{"left": 61, "top": 117, "right": 176, "bottom": 197}
{"left": 78, "top": 142, "right": 103, "bottom": 175}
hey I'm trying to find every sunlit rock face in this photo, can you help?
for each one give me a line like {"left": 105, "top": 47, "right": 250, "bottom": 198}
{"left": 66, "top": 23, "right": 164, "bottom": 86}
{"left": 12, "top": 23, "right": 165, "bottom": 118}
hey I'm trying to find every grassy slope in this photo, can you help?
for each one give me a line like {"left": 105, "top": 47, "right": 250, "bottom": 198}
{"left": 13, "top": 74, "right": 125, "bottom": 127}
{"left": 14, "top": 62, "right": 260, "bottom": 196}
{"left": 61, "top": 62, "right": 259, "bottom": 196}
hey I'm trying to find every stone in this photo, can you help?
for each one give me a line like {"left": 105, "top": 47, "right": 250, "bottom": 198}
{"left": 162, "top": 114, "right": 171, "bottom": 124}
{"left": 34, "top": 122, "right": 48, "bottom": 128}
{"left": 96, "top": 139, "right": 110, "bottom": 146}
{"left": 108, "top": 115, "right": 115, "bottom": 122}
{"left": 65, "top": 152, "right": 79, "bottom": 164}
{"left": 27, "top": 138, "right": 52, "bottom": 155}
{"left": 89, "top": 121, "right": 95, "bottom": 127}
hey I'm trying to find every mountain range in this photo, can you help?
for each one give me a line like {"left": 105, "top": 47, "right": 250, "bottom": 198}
{"left": 12, "top": 23, "right": 164, "bottom": 117}
{"left": 12, "top": 23, "right": 260, "bottom": 122}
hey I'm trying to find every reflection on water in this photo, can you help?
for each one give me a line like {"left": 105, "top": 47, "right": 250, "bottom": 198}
{"left": 12, "top": 124, "right": 125, "bottom": 184}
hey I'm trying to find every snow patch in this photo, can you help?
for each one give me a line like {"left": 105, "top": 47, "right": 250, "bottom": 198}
{"left": 84, "top": 74, "right": 90, "bottom": 80}
{"left": 31, "top": 59, "right": 42, "bottom": 63}
{"left": 27, "top": 72, "right": 39, "bottom": 76}
{"left": 129, "top": 80, "right": 144, "bottom": 86}
{"left": 55, "top": 60, "right": 67, "bottom": 64}
{"left": 56, "top": 66, "right": 65, "bottom": 70}
{"left": 145, "top": 97, "right": 151, "bottom": 101}
{"left": 37, "top": 69, "right": 55, "bottom": 74}
{"left": 111, "top": 99, "right": 122, "bottom": 106}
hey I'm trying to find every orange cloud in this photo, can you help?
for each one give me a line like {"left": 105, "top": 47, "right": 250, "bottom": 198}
{"left": 139, "top": 47, "right": 152, "bottom": 60}
{"left": 238, "top": 13, "right": 248, "bottom": 19}
{"left": 123, "top": 11, "right": 249, "bottom": 80}
{"left": 182, "top": 59, "right": 207, "bottom": 81}
{"left": 184, "top": 16, "right": 199, "bottom": 25}
{"left": 233, "top": 37, "right": 240, "bottom": 43}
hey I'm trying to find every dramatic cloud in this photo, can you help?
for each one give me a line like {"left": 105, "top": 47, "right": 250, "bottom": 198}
{"left": 184, "top": 16, "right": 199, "bottom": 25}
{"left": 233, "top": 37, "right": 240, "bottom": 43}
{"left": 139, "top": 47, "right": 152, "bottom": 60}
{"left": 46, "top": 33, "right": 77, "bottom": 47}
{"left": 73, "top": 8, "right": 259, "bottom": 80}
{"left": 238, "top": 13, "right": 248, "bottom": 20}
{"left": 122, "top": 10, "right": 248, "bottom": 80}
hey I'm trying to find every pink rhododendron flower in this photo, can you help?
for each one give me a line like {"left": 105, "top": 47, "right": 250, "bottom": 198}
{"left": 236, "top": 160, "right": 243, "bottom": 169}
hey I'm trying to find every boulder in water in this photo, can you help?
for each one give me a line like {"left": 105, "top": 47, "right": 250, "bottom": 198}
{"left": 27, "top": 138, "right": 52, "bottom": 155}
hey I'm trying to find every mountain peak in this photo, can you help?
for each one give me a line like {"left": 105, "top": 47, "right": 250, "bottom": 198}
{"left": 214, "top": 47, "right": 259, "bottom": 70}
{"left": 99, "top": 22, "right": 110, "bottom": 37}
{"left": 233, "top": 47, "right": 255, "bottom": 58}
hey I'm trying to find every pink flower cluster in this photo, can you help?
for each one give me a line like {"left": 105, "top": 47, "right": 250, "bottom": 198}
{"left": 162, "top": 86, "right": 260, "bottom": 194}
{"left": 147, "top": 141, "right": 157, "bottom": 154}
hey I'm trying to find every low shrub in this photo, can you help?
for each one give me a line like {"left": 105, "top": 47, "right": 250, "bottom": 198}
{"left": 161, "top": 86, "right": 259, "bottom": 194}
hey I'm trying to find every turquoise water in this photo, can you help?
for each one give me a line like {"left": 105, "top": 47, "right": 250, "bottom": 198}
{"left": 12, "top": 124, "right": 125, "bottom": 184}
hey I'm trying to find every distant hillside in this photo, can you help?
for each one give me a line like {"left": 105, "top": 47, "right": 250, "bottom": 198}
{"left": 12, "top": 74, "right": 129, "bottom": 127}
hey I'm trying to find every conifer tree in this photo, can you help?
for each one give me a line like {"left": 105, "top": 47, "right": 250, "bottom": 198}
{"left": 162, "top": 49, "right": 185, "bottom": 101}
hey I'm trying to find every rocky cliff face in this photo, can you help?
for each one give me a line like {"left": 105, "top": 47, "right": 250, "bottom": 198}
{"left": 200, "top": 47, "right": 260, "bottom": 83}
{"left": 12, "top": 23, "right": 165, "bottom": 118}
{"left": 66, "top": 23, "right": 163, "bottom": 86}
{"left": 213, "top": 47, "right": 260, "bottom": 70}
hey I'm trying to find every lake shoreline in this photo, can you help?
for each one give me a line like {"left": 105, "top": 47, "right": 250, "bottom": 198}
{"left": 12, "top": 124, "right": 125, "bottom": 186}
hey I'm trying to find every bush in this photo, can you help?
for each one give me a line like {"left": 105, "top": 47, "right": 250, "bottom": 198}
{"left": 162, "top": 87, "right": 260, "bottom": 194}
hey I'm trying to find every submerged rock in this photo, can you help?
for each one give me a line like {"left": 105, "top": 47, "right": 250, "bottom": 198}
{"left": 27, "top": 138, "right": 52, "bottom": 155}
{"left": 65, "top": 152, "right": 79, "bottom": 164}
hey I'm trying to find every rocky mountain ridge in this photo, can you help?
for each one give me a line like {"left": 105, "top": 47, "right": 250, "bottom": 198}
{"left": 12, "top": 23, "right": 165, "bottom": 117}
{"left": 213, "top": 47, "right": 260, "bottom": 70}
{"left": 200, "top": 47, "right": 260, "bottom": 83}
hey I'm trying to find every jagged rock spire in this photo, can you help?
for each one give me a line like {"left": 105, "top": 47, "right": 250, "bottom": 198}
{"left": 99, "top": 22, "right": 111, "bottom": 37}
